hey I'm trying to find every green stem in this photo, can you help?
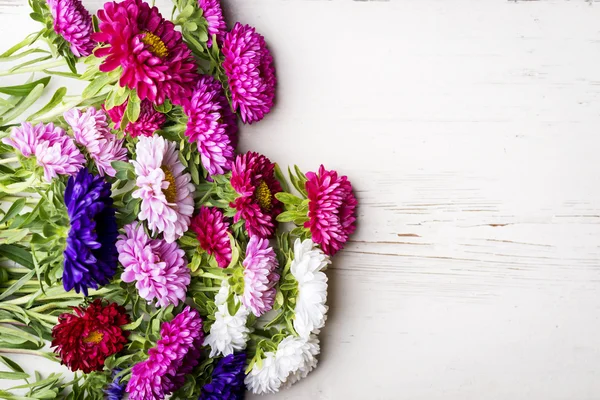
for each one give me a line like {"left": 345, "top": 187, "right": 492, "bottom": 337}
{"left": 0, "top": 348, "right": 50, "bottom": 357}
{"left": 197, "top": 185, "right": 215, "bottom": 206}
{"left": 0, "top": 157, "right": 18, "bottom": 165}
{"left": 26, "top": 310, "right": 58, "bottom": 324}
{"left": 0, "top": 59, "right": 67, "bottom": 76}
{"left": 197, "top": 272, "right": 225, "bottom": 280}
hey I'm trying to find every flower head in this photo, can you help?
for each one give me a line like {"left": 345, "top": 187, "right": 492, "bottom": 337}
{"left": 46, "top": 0, "right": 95, "bottom": 57}
{"left": 117, "top": 223, "right": 190, "bottom": 307}
{"left": 190, "top": 206, "right": 232, "bottom": 268}
{"left": 244, "top": 351, "right": 280, "bottom": 394}
{"left": 105, "top": 99, "right": 166, "bottom": 138}
{"left": 93, "top": 0, "right": 198, "bottom": 105}
{"left": 64, "top": 107, "right": 127, "bottom": 177}
{"left": 242, "top": 235, "right": 279, "bottom": 317}
{"left": 198, "top": 0, "right": 227, "bottom": 47}
{"left": 222, "top": 23, "right": 276, "bottom": 123}
{"left": 230, "top": 152, "right": 283, "bottom": 238}
{"left": 131, "top": 135, "right": 195, "bottom": 243}
{"left": 184, "top": 75, "right": 237, "bottom": 176}
{"left": 51, "top": 299, "right": 129, "bottom": 373}
{"left": 200, "top": 352, "right": 246, "bottom": 400}
{"left": 276, "top": 334, "right": 320, "bottom": 389}
{"left": 3, "top": 122, "right": 84, "bottom": 182}
{"left": 104, "top": 369, "right": 126, "bottom": 400}
{"left": 63, "top": 168, "right": 118, "bottom": 295}
{"left": 304, "top": 165, "right": 357, "bottom": 256}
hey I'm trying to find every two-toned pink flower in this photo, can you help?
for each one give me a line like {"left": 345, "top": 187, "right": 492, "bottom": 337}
{"left": 242, "top": 235, "right": 279, "bottom": 317}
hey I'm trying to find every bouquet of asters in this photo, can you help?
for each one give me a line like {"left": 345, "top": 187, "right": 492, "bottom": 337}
{"left": 0, "top": 0, "right": 358, "bottom": 398}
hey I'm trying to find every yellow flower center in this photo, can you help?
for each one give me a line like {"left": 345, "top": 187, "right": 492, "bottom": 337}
{"left": 254, "top": 180, "right": 272, "bottom": 212}
{"left": 142, "top": 31, "right": 168, "bottom": 58}
{"left": 162, "top": 166, "right": 178, "bottom": 204}
{"left": 83, "top": 330, "right": 104, "bottom": 344}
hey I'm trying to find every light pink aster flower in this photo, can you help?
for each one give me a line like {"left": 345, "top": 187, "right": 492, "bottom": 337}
{"left": 198, "top": 0, "right": 227, "bottom": 46}
{"left": 46, "top": 0, "right": 95, "bottom": 57}
{"left": 222, "top": 23, "right": 276, "bottom": 124}
{"left": 242, "top": 235, "right": 279, "bottom": 317}
{"left": 3, "top": 122, "right": 84, "bottom": 182}
{"left": 131, "top": 135, "right": 195, "bottom": 243}
{"left": 64, "top": 107, "right": 127, "bottom": 177}
{"left": 190, "top": 206, "right": 232, "bottom": 268}
{"left": 116, "top": 223, "right": 190, "bottom": 308}
{"left": 105, "top": 99, "right": 166, "bottom": 138}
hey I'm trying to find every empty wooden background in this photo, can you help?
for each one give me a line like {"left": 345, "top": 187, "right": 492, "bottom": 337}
{"left": 1, "top": 0, "right": 600, "bottom": 398}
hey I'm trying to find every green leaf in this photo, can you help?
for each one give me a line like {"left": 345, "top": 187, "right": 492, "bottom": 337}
{"left": 111, "top": 160, "right": 133, "bottom": 173}
{"left": 125, "top": 91, "right": 141, "bottom": 123}
{"left": 27, "top": 87, "right": 66, "bottom": 121}
{"left": 0, "top": 244, "right": 34, "bottom": 269}
{"left": 122, "top": 314, "right": 144, "bottom": 331}
{"left": 274, "top": 192, "right": 302, "bottom": 206}
{"left": 81, "top": 73, "right": 112, "bottom": 99}
{"left": 0, "top": 77, "right": 50, "bottom": 97}
{"left": 8, "top": 55, "right": 52, "bottom": 73}
{"left": 1, "top": 83, "right": 45, "bottom": 124}
{"left": 0, "top": 356, "right": 23, "bottom": 374}
{"left": 0, "top": 33, "right": 40, "bottom": 58}
{"left": 0, "top": 270, "right": 35, "bottom": 301}
{"left": 0, "top": 371, "right": 29, "bottom": 380}
{"left": 153, "top": 100, "right": 172, "bottom": 113}
{"left": 0, "top": 48, "right": 48, "bottom": 63}
{"left": 276, "top": 211, "right": 303, "bottom": 223}
{"left": 0, "top": 199, "right": 26, "bottom": 224}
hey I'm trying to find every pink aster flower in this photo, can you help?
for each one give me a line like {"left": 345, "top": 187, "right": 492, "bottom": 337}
{"left": 64, "top": 107, "right": 127, "bottom": 177}
{"left": 116, "top": 223, "right": 190, "bottom": 307}
{"left": 190, "top": 206, "right": 232, "bottom": 268}
{"left": 126, "top": 306, "right": 204, "bottom": 400}
{"left": 131, "top": 135, "right": 195, "bottom": 243}
{"left": 230, "top": 152, "right": 283, "bottom": 238}
{"left": 222, "top": 23, "right": 276, "bottom": 124}
{"left": 198, "top": 0, "right": 227, "bottom": 46}
{"left": 93, "top": 0, "right": 198, "bottom": 105}
{"left": 3, "top": 122, "right": 84, "bottom": 182}
{"left": 184, "top": 76, "right": 237, "bottom": 176}
{"left": 242, "top": 235, "right": 279, "bottom": 317}
{"left": 46, "top": 0, "right": 95, "bottom": 57}
{"left": 304, "top": 165, "right": 358, "bottom": 256}
{"left": 104, "top": 99, "right": 166, "bottom": 138}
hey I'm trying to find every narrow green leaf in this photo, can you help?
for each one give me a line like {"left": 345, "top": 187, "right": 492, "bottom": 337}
{"left": 8, "top": 55, "right": 52, "bottom": 73}
{"left": 0, "top": 77, "right": 50, "bottom": 97}
{"left": 122, "top": 315, "right": 144, "bottom": 331}
{"left": 27, "top": 87, "right": 66, "bottom": 121}
{"left": 0, "top": 199, "right": 26, "bottom": 224}
{"left": 0, "top": 371, "right": 29, "bottom": 380}
{"left": 0, "top": 270, "right": 35, "bottom": 301}
{"left": 0, "top": 244, "right": 34, "bottom": 269}
{"left": 0, "top": 33, "right": 39, "bottom": 58}
{"left": 1, "top": 83, "right": 45, "bottom": 124}
{"left": 125, "top": 91, "right": 140, "bottom": 123}
{"left": 0, "top": 48, "right": 48, "bottom": 63}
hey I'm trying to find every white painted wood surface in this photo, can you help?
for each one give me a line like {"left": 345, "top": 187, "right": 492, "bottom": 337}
{"left": 2, "top": 0, "right": 600, "bottom": 399}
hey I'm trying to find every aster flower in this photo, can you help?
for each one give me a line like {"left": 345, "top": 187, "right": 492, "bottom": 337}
{"left": 116, "top": 223, "right": 190, "bottom": 307}
{"left": 244, "top": 351, "right": 280, "bottom": 394}
{"left": 198, "top": 0, "right": 227, "bottom": 47}
{"left": 51, "top": 299, "right": 130, "bottom": 373}
{"left": 200, "top": 353, "right": 246, "bottom": 400}
{"left": 63, "top": 168, "right": 118, "bottom": 295}
{"left": 241, "top": 235, "right": 279, "bottom": 317}
{"left": 291, "top": 238, "right": 329, "bottom": 338}
{"left": 64, "top": 107, "right": 127, "bottom": 177}
{"left": 230, "top": 152, "right": 283, "bottom": 238}
{"left": 276, "top": 334, "right": 320, "bottom": 389}
{"left": 190, "top": 206, "right": 232, "bottom": 268}
{"left": 105, "top": 99, "right": 166, "bottom": 138}
{"left": 222, "top": 23, "right": 276, "bottom": 123}
{"left": 126, "top": 306, "right": 204, "bottom": 400}
{"left": 93, "top": 0, "right": 198, "bottom": 105}
{"left": 3, "top": 122, "right": 84, "bottom": 182}
{"left": 131, "top": 135, "right": 195, "bottom": 243}
{"left": 204, "top": 280, "right": 250, "bottom": 357}
{"left": 104, "top": 369, "right": 125, "bottom": 400}
{"left": 304, "top": 165, "right": 358, "bottom": 256}
{"left": 184, "top": 75, "right": 237, "bottom": 176}
{"left": 46, "top": 0, "right": 95, "bottom": 57}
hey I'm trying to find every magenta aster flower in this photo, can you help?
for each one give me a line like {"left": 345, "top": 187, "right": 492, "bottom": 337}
{"left": 190, "top": 206, "right": 232, "bottom": 268}
{"left": 126, "top": 306, "right": 204, "bottom": 400}
{"left": 221, "top": 23, "right": 276, "bottom": 124}
{"left": 304, "top": 165, "right": 358, "bottom": 256}
{"left": 46, "top": 0, "right": 95, "bottom": 57}
{"left": 3, "top": 122, "right": 84, "bottom": 182}
{"left": 116, "top": 223, "right": 190, "bottom": 308}
{"left": 184, "top": 76, "right": 237, "bottom": 176}
{"left": 105, "top": 100, "right": 166, "bottom": 138}
{"left": 230, "top": 152, "right": 283, "bottom": 238}
{"left": 241, "top": 235, "right": 279, "bottom": 317}
{"left": 93, "top": 0, "right": 198, "bottom": 105}
{"left": 198, "top": 0, "right": 227, "bottom": 46}
{"left": 64, "top": 107, "right": 127, "bottom": 177}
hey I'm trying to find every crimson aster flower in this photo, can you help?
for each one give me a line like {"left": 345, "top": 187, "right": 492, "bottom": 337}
{"left": 190, "top": 206, "right": 232, "bottom": 268}
{"left": 221, "top": 23, "right": 276, "bottom": 123}
{"left": 304, "top": 165, "right": 358, "bottom": 256}
{"left": 241, "top": 235, "right": 279, "bottom": 317}
{"left": 198, "top": 0, "right": 227, "bottom": 46}
{"left": 93, "top": 0, "right": 198, "bottom": 105}
{"left": 51, "top": 299, "right": 130, "bottom": 373}
{"left": 46, "top": 0, "right": 95, "bottom": 57}
{"left": 105, "top": 99, "right": 166, "bottom": 138}
{"left": 230, "top": 152, "right": 283, "bottom": 238}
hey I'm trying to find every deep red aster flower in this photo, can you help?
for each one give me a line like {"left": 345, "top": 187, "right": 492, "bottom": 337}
{"left": 304, "top": 165, "right": 358, "bottom": 256}
{"left": 230, "top": 152, "right": 283, "bottom": 238}
{"left": 190, "top": 206, "right": 232, "bottom": 268}
{"left": 93, "top": 0, "right": 198, "bottom": 105}
{"left": 51, "top": 299, "right": 130, "bottom": 373}
{"left": 105, "top": 99, "right": 166, "bottom": 138}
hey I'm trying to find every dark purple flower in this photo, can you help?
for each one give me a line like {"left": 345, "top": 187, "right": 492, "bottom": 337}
{"left": 200, "top": 353, "right": 246, "bottom": 400}
{"left": 104, "top": 369, "right": 126, "bottom": 400}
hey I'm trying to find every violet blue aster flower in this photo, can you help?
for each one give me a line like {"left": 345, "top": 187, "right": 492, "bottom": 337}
{"left": 199, "top": 353, "right": 246, "bottom": 400}
{"left": 104, "top": 369, "right": 125, "bottom": 400}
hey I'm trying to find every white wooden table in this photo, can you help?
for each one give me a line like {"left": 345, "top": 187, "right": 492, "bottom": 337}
{"left": 2, "top": 0, "right": 600, "bottom": 399}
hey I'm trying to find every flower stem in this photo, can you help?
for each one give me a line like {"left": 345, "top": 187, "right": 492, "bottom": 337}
{"left": 0, "top": 157, "right": 18, "bottom": 165}
{"left": 0, "top": 348, "right": 52, "bottom": 358}
{"left": 0, "top": 59, "right": 67, "bottom": 76}
{"left": 197, "top": 272, "right": 225, "bottom": 280}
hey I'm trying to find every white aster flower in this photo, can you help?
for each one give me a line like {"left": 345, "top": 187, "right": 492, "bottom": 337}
{"left": 244, "top": 352, "right": 281, "bottom": 394}
{"left": 204, "top": 280, "right": 250, "bottom": 357}
{"left": 276, "top": 334, "right": 320, "bottom": 389}
{"left": 291, "top": 238, "right": 330, "bottom": 338}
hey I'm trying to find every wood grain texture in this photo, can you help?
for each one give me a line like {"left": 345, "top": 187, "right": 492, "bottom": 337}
{"left": 2, "top": 1, "right": 600, "bottom": 399}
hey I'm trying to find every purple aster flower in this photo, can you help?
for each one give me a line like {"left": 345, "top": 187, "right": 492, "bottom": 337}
{"left": 198, "top": 0, "right": 227, "bottom": 46}
{"left": 222, "top": 23, "right": 276, "bottom": 124}
{"left": 104, "top": 100, "right": 166, "bottom": 138}
{"left": 242, "top": 235, "right": 279, "bottom": 317}
{"left": 184, "top": 76, "right": 237, "bottom": 176}
{"left": 200, "top": 353, "right": 246, "bottom": 400}
{"left": 46, "top": 0, "right": 95, "bottom": 57}
{"left": 63, "top": 168, "right": 118, "bottom": 295}
{"left": 104, "top": 369, "right": 125, "bottom": 400}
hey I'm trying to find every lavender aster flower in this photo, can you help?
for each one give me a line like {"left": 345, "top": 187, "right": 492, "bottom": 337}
{"left": 200, "top": 353, "right": 246, "bottom": 400}
{"left": 63, "top": 168, "right": 118, "bottom": 295}
{"left": 46, "top": 0, "right": 95, "bottom": 57}
{"left": 104, "top": 369, "right": 125, "bottom": 400}
{"left": 198, "top": 0, "right": 227, "bottom": 46}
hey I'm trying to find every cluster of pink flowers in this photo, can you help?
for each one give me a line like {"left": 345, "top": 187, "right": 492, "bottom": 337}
{"left": 105, "top": 99, "right": 166, "bottom": 138}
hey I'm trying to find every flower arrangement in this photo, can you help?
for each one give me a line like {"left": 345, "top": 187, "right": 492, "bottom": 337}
{"left": 0, "top": 0, "right": 358, "bottom": 398}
